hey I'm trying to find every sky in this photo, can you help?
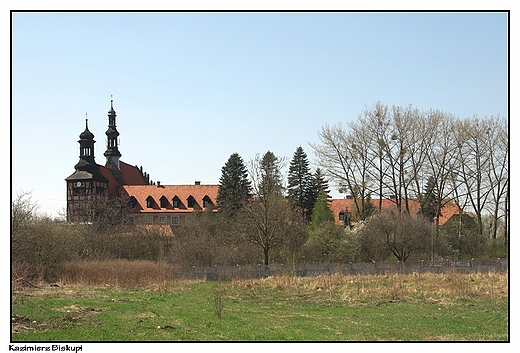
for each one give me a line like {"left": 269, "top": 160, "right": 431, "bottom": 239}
{"left": 10, "top": 8, "right": 509, "bottom": 219}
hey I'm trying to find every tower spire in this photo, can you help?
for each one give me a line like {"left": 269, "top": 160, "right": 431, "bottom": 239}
{"left": 65, "top": 113, "right": 109, "bottom": 223}
{"left": 104, "top": 97, "right": 122, "bottom": 169}
{"left": 72, "top": 115, "right": 99, "bottom": 172}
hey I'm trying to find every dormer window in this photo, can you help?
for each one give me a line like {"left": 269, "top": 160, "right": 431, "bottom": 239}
{"left": 187, "top": 195, "right": 196, "bottom": 208}
{"left": 172, "top": 196, "right": 181, "bottom": 208}
{"left": 203, "top": 195, "right": 213, "bottom": 208}
{"left": 146, "top": 196, "right": 155, "bottom": 208}
{"left": 160, "top": 196, "right": 169, "bottom": 208}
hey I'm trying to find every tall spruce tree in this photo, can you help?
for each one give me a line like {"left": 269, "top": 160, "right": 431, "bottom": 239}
{"left": 258, "top": 151, "right": 284, "bottom": 198}
{"left": 287, "top": 146, "right": 313, "bottom": 221}
{"left": 310, "top": 167, "right": 330, "bottom": 197}
{"left": 419, "top": 176, "right": 440, "bottom": 222}
{"left": 306, "top": 168, "right": 330, "bottom": 220}
{"left": 217, "top": 153, "right": 252, "bottom": 215}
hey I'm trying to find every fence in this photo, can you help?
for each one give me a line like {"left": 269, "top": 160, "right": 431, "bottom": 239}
{"left": 171, "top": 258, "right": 508, "bottom": 281}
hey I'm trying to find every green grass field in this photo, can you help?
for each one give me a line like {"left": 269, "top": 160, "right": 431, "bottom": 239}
{"left": 11, "top": 272, "right": 508, "bottom": 341}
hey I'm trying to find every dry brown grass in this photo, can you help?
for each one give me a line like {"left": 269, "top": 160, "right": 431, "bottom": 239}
{"left": 20, "top": 259, "right": 507, "bottom": 306}
{"left": 58, "top": 260, "right": 174, "bottom": 288}
{"left": 226, "top": 271, "right": 508, "bottom": 305}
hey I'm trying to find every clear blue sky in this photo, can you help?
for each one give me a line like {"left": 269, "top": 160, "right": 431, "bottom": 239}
{"left": 11, "top": 10, "right": 509, "bottom": 218}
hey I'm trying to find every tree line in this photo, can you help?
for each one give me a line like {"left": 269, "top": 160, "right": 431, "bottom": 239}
{"left": 174, "top": 101, "right": 508, "bottom": 265}
{"left": 311, "top": 102, "right": 508, "bottom": 244}
{"left": 11, "top": 102, "right": 508, "bottom": 281}
{"left": 177, "top": 149, "right": 332, "bottom": 267}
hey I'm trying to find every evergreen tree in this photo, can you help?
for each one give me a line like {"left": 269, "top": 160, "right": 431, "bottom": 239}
{"left": 287, "top": 146, "right": 313, "bottom": 221}
{"left": 309, "top": 190, "right": 334, "bottom": 226}
{"left": 216, "top": 153, "right": 252, "bottom": 215}
{"left": 258, "top": 151, "right": 284, "bottom": 199}
{"left": 306, "top": 168, "right": 330, "bottom": 221}
{"left": 312, "top": 168, "right": 330, "bottom": 196}
{"left": 419, "top": 176, "right": 440, "bottom": 222}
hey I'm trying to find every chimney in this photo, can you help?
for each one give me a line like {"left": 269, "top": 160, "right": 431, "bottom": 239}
{"left": 195, "top": 181, "right": 201, "bottom": 185}
{"left": 157, "top": 181, "right": 161, "bottom": 187}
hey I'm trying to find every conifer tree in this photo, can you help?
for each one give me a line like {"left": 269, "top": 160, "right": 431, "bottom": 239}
{"left": 287, "top": 146, "right": 313, "bottom": 221}
{"left": 309, "top": 189, "right": 334, "bottom": 226}
{"left": 216, "top": 153, "right": 252, "bottom": 216}
{"left": 419, "top": 176, "right": 440, "bottom": 222}
{"left": 306, "top": 168, "right": 330, "bottom": 221}
{"left": 312, "top": 168, "right": 330, "bottom": 196}
{"left": 258, "top": 151, "right": 284, "bottom": 199}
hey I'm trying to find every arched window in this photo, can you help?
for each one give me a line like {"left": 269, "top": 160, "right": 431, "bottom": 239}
{"left": 160, "top": 196, "right": 169, "bottom": 208}
{"left": 146, "top": 196, "right": 155, "bottom": 208}
{"left": 129, "top": 196, "right": 137, "bottom": 208}
{"left": 202, "top": 195, "right": 213, "bottom": 208}
{"left": 172, "top": 196, "right": 181, "bottom": 208}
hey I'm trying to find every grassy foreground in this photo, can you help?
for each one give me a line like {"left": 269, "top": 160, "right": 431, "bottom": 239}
{"left": 12, "top": 271, "right": 508, "bottom": 341}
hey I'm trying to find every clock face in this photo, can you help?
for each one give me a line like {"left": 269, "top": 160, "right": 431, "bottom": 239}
{"left": 76, "top": 182, "right": 82, "bottom": 187}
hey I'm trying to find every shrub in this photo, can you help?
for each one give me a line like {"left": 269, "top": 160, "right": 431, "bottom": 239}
{"left": 11, "top": 217, "right": 87, "bottom": 282}
{"left": 358, "top": 212, "right": 431, "bottom": 262}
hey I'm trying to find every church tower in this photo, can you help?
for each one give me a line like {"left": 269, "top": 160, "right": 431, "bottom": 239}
{"left": 104, "top": 99, "right": 122, "bottom": 170}
{"left": 65, "top": 118, "right": 109, "bottom": 222}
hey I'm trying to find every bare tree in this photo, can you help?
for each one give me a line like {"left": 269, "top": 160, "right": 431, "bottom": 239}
{"left": 482, "top": 115, "right": 508, "bottom": 240}
{"left": 240, "top": 151, "right": 304, "bottom": 266}
{"left": 311, "top": 123, "right": 375, "bottom": 221}
{"left": 359, "top": 102, "right": 391, "bottom": 211}
{"left": 11, "top": 190, "right": 39, "bottom": 238}
{"left": 312, "top": 102, "right": 508, "bottom": 252}
{"left": 345, "top": 124, "right": 376, "bottom": 220}
{"left": 359, "top": 211, "right": 431, "bottom": 262}
{"left": 381, "top": 104, "right": 421, "bottom": 215}
{"left": 453, "top": 116, "right": 494, "bottom": 236}
{"left": 11, "top": 192, "right": 87, "bottom": 281}
{"left": 420, "top": 111, "right": 460, "bottom": 232}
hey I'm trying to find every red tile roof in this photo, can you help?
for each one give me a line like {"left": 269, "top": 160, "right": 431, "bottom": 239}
{"left": 98, "top": 161, "right": 148, "bottom": 198}
{"left": 329, "top": 198, "right": 466, "bottom": 226}
{"left": 99, "top": 165, "right": 121, "bottom": 197}
{"left": 119, "top": 161, "right": 148, "bottom": 185}
{"left": 121, "top": 184, "right": 219, "bottom": 213}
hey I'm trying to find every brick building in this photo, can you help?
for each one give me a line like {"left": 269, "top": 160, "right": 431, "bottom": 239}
{"left": 65, "top": 100, "right": 217, "bottom": 224}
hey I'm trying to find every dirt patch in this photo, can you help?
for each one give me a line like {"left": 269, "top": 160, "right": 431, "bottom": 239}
{"left": 11, "top": 315, "right": 36, "bottom": 333}
{"left": 137, "top": 312, "right": 157, "bottom": 319}
{"left": 57, "top": 304, "right": 102, "bottom": 314}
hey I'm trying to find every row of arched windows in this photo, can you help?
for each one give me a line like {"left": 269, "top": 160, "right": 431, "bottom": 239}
{"left": 129, "top": 195, "right": 214, "bottom": 209}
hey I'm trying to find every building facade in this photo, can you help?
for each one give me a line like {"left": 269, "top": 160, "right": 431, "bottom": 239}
{"left": 66, "top": 100, "right": 217, "bottom": 224}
